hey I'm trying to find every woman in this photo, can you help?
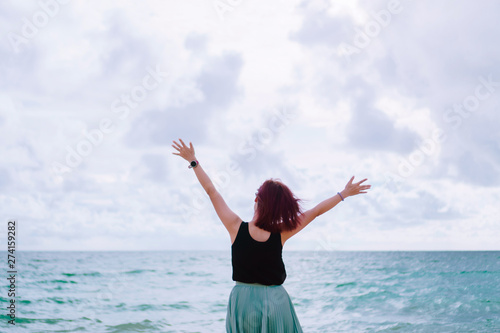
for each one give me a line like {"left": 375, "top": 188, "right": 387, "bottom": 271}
{"left": 172, "top": 139, "right": 371, "bottom": 332}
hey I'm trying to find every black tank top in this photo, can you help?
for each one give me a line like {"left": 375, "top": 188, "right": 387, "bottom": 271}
{"left": 231, "top": 221, "right": 286, "bottom": 286}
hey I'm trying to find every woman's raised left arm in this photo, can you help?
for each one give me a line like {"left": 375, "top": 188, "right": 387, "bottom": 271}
{"left": 172, "top": 139, "right": 216, "bottom": 195}
{"left": 172, "top": 139, "right": 241, "bottom": 239}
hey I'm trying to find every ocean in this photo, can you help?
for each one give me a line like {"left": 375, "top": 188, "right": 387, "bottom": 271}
{"left": 1, "top": 251, "right": 499, "bottom": 332}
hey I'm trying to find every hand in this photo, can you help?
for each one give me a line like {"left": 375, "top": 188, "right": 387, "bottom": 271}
{"left": 172, "top": 139, "right": 196, "bottom": 162}
{"left": 342, "top": 176, "right": 371, "bottom": 198}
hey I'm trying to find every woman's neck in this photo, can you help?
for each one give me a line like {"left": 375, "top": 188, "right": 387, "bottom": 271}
{"left": 248, "top": 211, "right": 258, "bottom": 224}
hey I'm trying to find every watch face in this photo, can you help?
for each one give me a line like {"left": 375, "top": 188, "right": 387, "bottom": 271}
{"left": 191, "top": 161, "right": 197, "bottom": 167}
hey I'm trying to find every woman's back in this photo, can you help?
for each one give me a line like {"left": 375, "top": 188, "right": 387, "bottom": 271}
{"left": 231, "top": 221, "right": 286, "bottom": 286}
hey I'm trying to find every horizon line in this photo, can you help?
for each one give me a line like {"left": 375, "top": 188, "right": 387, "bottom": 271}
{"left": 6, "top": 249, "right": 500, "bottom": 252}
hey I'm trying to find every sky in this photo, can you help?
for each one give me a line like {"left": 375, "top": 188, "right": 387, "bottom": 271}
{"left": 1, "top": 0, "right": 499, "bottom": 251}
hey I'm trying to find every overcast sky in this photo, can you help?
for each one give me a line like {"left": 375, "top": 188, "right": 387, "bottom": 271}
{"left": 1, "top": 0, "right": 499, "bottom": 251}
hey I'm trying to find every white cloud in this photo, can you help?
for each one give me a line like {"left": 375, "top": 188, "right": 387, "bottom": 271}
{"left": 1, "top": 0, "right": 499, "bottom": 251}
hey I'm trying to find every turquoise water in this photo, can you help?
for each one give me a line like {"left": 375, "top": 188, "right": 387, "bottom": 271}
{"left": 1, "top": 251, "right": 499, "bottom": 332}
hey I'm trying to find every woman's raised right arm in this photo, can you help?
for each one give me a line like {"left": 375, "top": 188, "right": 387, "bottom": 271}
{"left": 282, "top": 176, "right": 371, "bottom": 243}
{"left": 313, "top": 176, "right": 370, "bottom": 217}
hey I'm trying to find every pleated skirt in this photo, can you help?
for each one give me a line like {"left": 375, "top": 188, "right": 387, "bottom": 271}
{"left": 226, "top": 281, "right": 303, "bottom": 333}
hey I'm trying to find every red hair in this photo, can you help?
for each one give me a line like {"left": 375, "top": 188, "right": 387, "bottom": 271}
{"left": 254, "top": 179, "right": 303, "bottom": 233}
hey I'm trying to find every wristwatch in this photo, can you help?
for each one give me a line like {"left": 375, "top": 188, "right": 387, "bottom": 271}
{"left": 188, "top": 160, "right": 199, "bottom": 169}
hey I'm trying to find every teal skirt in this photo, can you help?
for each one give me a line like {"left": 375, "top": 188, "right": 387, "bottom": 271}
{"left": 226, "top": 281, "right": 303, "bottom": 333}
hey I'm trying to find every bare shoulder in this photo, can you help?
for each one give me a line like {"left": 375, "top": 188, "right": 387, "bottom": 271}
{"left": 281, "top": 223, "right": 298, "bottom": 246}
{"left": 281, "top": 209, "right": 318, "bottom": 245}
{"left": 230, "top": 220, "right": 243, "bottom": 245}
